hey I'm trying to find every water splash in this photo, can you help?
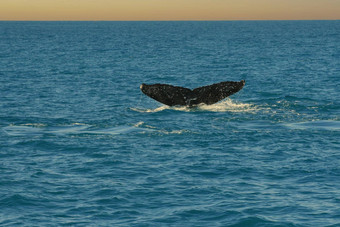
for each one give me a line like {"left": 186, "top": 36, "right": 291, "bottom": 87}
{"left": 197, "top": 99, "right": 259, "bottom": 113}
{"left": 131, "top": 99, "right": 260, "bottom": 113}
{"left": 131, "top": 105, "right": 178, "bottom": 113}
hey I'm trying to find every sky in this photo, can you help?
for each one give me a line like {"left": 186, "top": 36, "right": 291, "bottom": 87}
{"left": 0, "top": 0, "right": 339, "bottom": 21}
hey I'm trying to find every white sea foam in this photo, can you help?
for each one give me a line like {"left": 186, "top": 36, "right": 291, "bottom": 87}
{"left": 14, "top": 123, "right": 47, "bottom": 127}
{"left": 133, "top": 121, "right": 145, "bottom": 127}
{"left": 132, "top": 99, "right": 260, "bottom": 113}
{"left": 197, "top": 99, "right": 259, "bottom": 113}
{"left": 3, "top": 122, "right": 154, "bottom": 136}
{"left": 131, "top": 106, "right": 178, "bottom": 113}
{"left": 160, "top": 129, "right": 190, "bottom": 134}
{"left": 131, "top": 121, "right": 190, "bottom": 135}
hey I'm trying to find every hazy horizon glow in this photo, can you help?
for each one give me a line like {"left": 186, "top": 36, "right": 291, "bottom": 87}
{"left": 1, "top": 0, "right": 339, "bottom": 21}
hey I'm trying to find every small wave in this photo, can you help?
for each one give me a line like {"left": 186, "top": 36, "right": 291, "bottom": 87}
{"left": 133, "top": 121, "right": 156, "bottom": 129}
{"left": 3, "top": 125, "right": 44, "bottom": 136}
{"left": 159, "top": 129, "right": 191, "bottom": 135}
{"left": 133, "top": 121, "right": 144, "bottom": 127}
{"left": 0, "top": 194, "right": 37, "bottom": 207}
{"left": 3, "top": 122, "right": 192, "bottom": 137}
{"left": 133, "top": 121, "right": 190, "bottom": 135}
{"left": 2, "top": 122, "right": 153, "bottom": 137}
{"left": 18, "top": 123, "right": 47, "bottom": 127}
{"left": 49, "top": 124, "right": 91, "bottom": 134}
{"left": 229, "top": 216, "right": 292, "bottom": 226}
{"left": 131, "top": 99, "right": 260, "bottom": 113}
{"left": 284, "top": 120, "right": 340, "bottom": 131}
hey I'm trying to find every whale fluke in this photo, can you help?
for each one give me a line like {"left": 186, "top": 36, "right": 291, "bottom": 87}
{"left": 140, "top": 80, "right": 245, "bottom": 106}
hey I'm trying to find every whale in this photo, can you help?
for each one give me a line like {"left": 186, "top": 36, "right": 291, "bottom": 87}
{"left": 140, "top": 80, "right": 245, "bottom": 106}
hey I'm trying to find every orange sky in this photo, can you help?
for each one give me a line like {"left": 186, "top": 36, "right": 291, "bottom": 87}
{"left": 0, "top": 0, "right": 339, "bottom": 21}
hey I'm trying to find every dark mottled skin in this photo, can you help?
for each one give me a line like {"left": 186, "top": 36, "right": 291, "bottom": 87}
{"left": 140, "top": 80, "right": 245, "bottom": 106}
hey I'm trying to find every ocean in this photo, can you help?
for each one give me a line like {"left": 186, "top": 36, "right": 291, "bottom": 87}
{"left": 0, "top": 21, "right": 339, "bottom": 226}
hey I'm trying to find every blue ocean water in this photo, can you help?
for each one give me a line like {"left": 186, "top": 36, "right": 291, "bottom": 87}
{"left": 0, "top": 21, "right": 339, "bottom": 226}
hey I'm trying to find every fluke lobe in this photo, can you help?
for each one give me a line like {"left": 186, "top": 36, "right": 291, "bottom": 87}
{"left": 140, "top": 80, "right": 245, "bottom": 106}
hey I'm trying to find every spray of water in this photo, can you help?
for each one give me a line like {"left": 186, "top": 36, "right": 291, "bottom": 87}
{"left": 131, "top": 99, "right": 259, "bottom": 113}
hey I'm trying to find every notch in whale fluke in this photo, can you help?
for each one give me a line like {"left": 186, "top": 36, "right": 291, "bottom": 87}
{"left": 140, "top": 80, "right": 245, "bottom": 106}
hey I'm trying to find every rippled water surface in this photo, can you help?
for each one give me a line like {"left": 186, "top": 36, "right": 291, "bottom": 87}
{"left": 0, "top": 21, "right": 339, "bottom": 226}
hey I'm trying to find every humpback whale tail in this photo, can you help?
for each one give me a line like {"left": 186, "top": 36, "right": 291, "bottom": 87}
{"left": 140, "top": 80, "right": 245, "bottom": 106}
